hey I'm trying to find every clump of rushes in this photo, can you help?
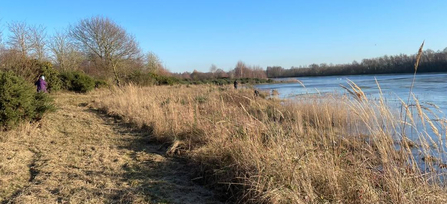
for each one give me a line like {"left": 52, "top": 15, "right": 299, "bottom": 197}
{"left": 93, "top": 83, "right": 447, "bottom": 203}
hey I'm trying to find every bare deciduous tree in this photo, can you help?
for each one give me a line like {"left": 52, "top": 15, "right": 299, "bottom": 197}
{"left": 234, "top": 61, "right": 247, "bottom": 78}
{"left": 49, "top": 30, "right": 84, "bottom": 71}
{"left": 209, "top": 64, "right": 217, "bottom": 78}
{"left": 0, "top": 22, "right": 3, "bottom": 49}
{"left": 29, "top": 25, "right": 47, "bottom": 61}
{"left": 7, "top": 22, "right": 30, "bottom": 56}
{"left": 69, "top": 16, "right": 141, "bottom": 85}
{"left": 7, "top": 21, "right": 47, "bottom": 60}
{"left": 146, "top": 52, "right": 163, "bottom": 73}
{"left": 1, "top": 22, "right": 47, "bottom": 81}
{"left": 215, "top": 68, "right": 228, "bottom": 78}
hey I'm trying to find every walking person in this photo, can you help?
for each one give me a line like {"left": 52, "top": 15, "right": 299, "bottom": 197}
{"left": 35, "top": 75, "right": 48, "bottom": 93}
{"left": 233, "top": 80, "right": 238, "bottom": 89}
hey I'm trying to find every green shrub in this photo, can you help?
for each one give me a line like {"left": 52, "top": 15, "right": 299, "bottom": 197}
{"left": 0, "top": 71, "right": 54, "bottom": 130}
{"left": 212, "top": 79, "right": 230, "bottom": 85}
{"left": 59, "top": 71, "right": 95, "bottom": 93}
{"left": 38, "top": 61, "right": 62, "bottom": 92}
{"left": 149, "top": 73, "right": 180, "bottom": 86}
{"left": 94, "top": 79, "right": 109, "bottom": 89}
{"left": 59, "top": 71, "right": 74, "bottom": 90}
{"left": 125, "top": 71, "right": 182, "bottom": 86}
{"left": 34, "top": 92, "right": 56, "bottom": 120}
{"left": 125, "top": 71, "right": 157, "bottom": 86}
{"left": 70, "top": 72, "right": 95, "bottom": 93}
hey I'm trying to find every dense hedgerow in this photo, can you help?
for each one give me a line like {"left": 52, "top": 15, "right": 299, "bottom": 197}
{"left": 150, "top": 73, "right": 181, "bottom": 85}
{"left": 59, "top": 71, "right": 96, "bottom": 93}
{"left": 0, "top": 71, "right": 54, "bottom": 130}
{"left": 183, "top": 77, "right": 273, "bottom": 85}
{"left": 125, "top": 71, "right": 181, "bottom": 86}
{"left": 94, "top": 79, "right": 109, "bottom": 89}
{"left": 125, "top": 71, "right": 157, "bottom": 86}
{"left": 125, "top": 71, "right": 273, "bottom": 86}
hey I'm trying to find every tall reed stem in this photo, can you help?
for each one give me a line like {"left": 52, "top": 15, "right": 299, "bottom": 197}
{"left": 401, "top": 41, "right": 424, "bottom": 136}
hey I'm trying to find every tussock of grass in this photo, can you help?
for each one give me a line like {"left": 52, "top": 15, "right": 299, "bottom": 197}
{"left": 92, "top": 84, "right": 447, "bottom": 203}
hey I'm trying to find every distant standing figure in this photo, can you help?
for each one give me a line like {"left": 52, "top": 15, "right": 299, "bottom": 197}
{"left": 35, "top": 75, "right": 48, "bottom": 93}
{"left": 233, "top": 80, "right": 238, "bottom": 89}
{"left": 254, "top": 89, "right": 260, "bottom": 97}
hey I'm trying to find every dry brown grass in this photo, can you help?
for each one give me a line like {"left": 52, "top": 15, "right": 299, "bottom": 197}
{"left": 0, "top": 92, "right": 220, "bottom": 203}
{"left": 2, "top": 81, "right": 446, "bottom": 203}
{"left": 91, "top": 84, "right": 447, "bottom": 203}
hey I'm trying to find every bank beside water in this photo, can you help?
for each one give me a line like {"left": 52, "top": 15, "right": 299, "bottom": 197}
{"left": 90, "top": 84, "right": 447, "bottom": 203}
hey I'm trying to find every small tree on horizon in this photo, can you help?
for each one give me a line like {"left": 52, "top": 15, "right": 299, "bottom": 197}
{"left": 209, "top": 64, "right": 217, "bottom": 78}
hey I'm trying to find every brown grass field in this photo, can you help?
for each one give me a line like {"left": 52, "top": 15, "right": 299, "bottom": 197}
{"left": 2, "top": 82, "right": 447, "bottom": 203}
{"left": 91, "top": 84, "right": 447, "bottom": 203}
{"left": 0, "top": 91, "right": 220, "bottom": 204}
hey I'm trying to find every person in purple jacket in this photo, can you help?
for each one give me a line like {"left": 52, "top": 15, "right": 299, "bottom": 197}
{"left": 35, "top": 75, "right": 48, "bottom": 93}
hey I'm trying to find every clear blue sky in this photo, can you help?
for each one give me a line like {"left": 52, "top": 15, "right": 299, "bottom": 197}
{"left": 1, "top": 0, "right": 447, "bottom": 73}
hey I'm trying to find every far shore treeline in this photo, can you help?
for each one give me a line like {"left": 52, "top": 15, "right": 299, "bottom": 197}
{"left": 267, "top": 48, "right": 447, "bottom": 78}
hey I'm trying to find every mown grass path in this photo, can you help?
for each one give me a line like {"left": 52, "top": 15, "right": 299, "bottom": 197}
{"left": 0, "top": 92, "right": 221, "bottom": 204}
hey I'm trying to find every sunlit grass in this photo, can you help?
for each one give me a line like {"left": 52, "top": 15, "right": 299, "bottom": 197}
{"left": 92, "top": 84, "right": 447, "bottom": 203}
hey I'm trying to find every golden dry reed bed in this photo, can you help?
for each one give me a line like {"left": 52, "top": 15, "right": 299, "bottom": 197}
{"left": 92, "top": 84, "right": 447, "bottom": 203}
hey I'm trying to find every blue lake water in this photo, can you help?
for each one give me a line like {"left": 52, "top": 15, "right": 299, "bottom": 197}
{"left": 256, "top": 73, "right": 447, "bottom": 113}
{"left": 256, "top": 73, "right": 447, "bottom": 172}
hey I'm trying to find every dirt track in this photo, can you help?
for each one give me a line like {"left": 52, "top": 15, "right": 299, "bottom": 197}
{"left": 0, "top": 92, "right": 222, "bottom": 204}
